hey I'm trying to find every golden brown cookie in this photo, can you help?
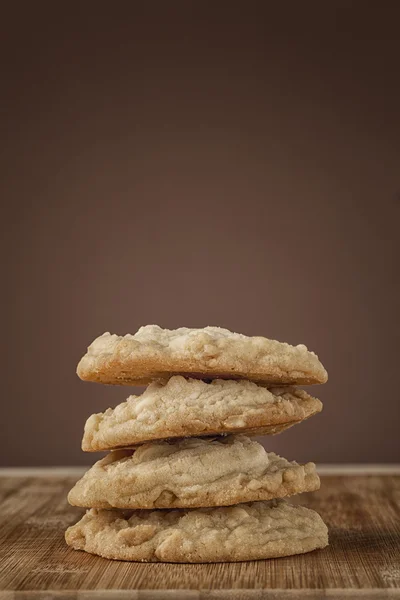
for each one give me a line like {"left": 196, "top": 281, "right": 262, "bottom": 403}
{"left": 68, "top": 435, "right": 320, "bottom": 509}
{"left": 82, "top": 377, "right": 322, "bottom": 451}
{"left": 77, "top": 325, "right": 327, "bottom": 386}
{"left": 65, "top": 500, "right": 328, "bottom": 562}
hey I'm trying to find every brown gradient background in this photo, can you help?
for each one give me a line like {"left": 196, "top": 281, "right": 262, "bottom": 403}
{"left": 1, "top": 2, "right": 399, "bottom": 466}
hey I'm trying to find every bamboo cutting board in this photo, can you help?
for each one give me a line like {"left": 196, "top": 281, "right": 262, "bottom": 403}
{"left": 0, "top": 472, "right": 399, "bottom": 599}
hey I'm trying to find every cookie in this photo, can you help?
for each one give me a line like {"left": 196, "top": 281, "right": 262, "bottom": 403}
{"left": 65, "top": 499, "right": 328, "bottom": 562}
{"left": 68, "top": 435, "right": 320, "bottom": 509}
{"left": 77, "top": 325, "right": 327, "bottom": 386}
{"left": 82, "top": 377, "right": 323, "bottom": 451}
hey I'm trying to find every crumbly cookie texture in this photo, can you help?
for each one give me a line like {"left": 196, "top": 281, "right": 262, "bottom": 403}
{"left": 77, "top": 325, "right": 328, "bottom": 386}
{"left": 82, "top": 377, "right": 323, "bottom": 451}
{"left": 65, "top": 500, "right": 328, "bottom": 562}
{"left": 68, "top": 435, "right": 320, "bottom": 509}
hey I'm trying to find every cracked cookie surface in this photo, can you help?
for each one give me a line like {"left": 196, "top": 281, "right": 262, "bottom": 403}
{"left": 77, "top": 325, "right": 328, "bottom": 386}
{"left": 68, "top": 435, "right": 320, "bottom": 509}
{"left": 82, "top": 376, "right": 323, "bottom": 451}
{"left": 65, "top": 499, "right": 328, "bottom": 562}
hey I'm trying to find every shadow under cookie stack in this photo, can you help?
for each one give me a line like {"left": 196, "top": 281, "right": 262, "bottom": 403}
{"left": 66, "top": 325, "right": 329, "bottom": 563}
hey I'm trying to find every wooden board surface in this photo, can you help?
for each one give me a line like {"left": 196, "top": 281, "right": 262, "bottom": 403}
{"left": 0, "top": 473, "right": 399, "bottom": 599}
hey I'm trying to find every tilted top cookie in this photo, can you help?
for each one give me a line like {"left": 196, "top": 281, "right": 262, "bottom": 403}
{"left": 65, "top": 500, "right": 328, "bottom": 563}
{"left": 82, "top": 376, "right": 323, "bottom": 451}
{"left": 77, "top": 325, "right": 328, "bottom": 385}
{"left": 68, "top": 435, "right": 320, "bottom": 510}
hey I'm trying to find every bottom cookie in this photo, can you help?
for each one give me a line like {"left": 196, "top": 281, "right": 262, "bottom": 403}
{"left": 65, "top": 499, "right": 328, "bottom": 563}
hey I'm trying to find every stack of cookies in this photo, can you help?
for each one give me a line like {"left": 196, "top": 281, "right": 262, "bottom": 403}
{"left": 66, "top": 325, "right": 329, "bottom": 563}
